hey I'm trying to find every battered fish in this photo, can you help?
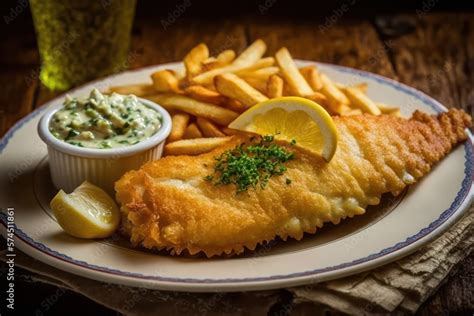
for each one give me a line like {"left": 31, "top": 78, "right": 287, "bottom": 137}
{"left": 115, "top": 109, "right": 471, "bottom": 257}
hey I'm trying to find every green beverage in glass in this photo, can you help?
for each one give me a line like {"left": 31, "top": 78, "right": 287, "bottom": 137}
{"left": 30, "top": 0, "right": 136, "bottom": 91}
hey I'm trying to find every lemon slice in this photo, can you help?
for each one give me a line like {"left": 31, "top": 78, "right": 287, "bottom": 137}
{"left": 50, "top": 181, "right": 120, "bottom": 239}
{"left": 228, "top": 97, "right": 338, "bottom": 161}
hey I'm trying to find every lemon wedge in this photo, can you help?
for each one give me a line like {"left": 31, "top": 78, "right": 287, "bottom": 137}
{"left": 50, "top": 181, "right": 120, "bottom": 239}
{"left": 228, "top": 97, "right": 338, "bottom": 161}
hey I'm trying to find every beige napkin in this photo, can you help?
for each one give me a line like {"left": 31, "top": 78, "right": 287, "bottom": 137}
{"left": 3, "top": 206, "right": 472, "bottom": 315}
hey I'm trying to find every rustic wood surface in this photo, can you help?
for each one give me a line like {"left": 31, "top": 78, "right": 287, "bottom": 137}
{"left": 0, "top": 13, "right": 472, "bottom": 315}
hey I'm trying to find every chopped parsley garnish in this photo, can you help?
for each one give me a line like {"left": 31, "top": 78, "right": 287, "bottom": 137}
{"left": 205, "top": 136, "right": 295, "bottom": 193}
{"left": 66, "top": 129, "right": 79, "bottom": 140}
{"left": 114, "top": 127, "right": 124, "bottom": 135}
{"left": 100, "top": 141, "right": 112, "bottom": 149}
{"left": 65, "top": 102, "right": 77, "bottom": 110}
{"left": 67, "top": 141, "right": 84, "bottom": 147}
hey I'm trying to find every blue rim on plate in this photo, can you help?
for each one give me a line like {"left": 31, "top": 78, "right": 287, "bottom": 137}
{"left": 1, "top": 62, "right": 473, "bottom": 285}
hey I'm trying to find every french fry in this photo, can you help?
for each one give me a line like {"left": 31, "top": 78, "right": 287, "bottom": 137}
{"left": 202, "top": 50, "right": 236, "bottom": 71}
{"left": 334, "top": 103, "right": 353, "bottom": 115}
{"left": 282, "top": 80, "right": 294, "bottom": 96}
{"left": 203, "top": 57, "right": 217, "bottom": 64}
{"left": 217, "top": 49, "right": 236, "bottom": 64}
{"left": 319, "top": 73, "right": 350, "bottom": 114}
{"left": 221, "top": 127, "right": 242, "bottom": 136}
{"left": 342, "top": 86, "right": 381, "bottom": 115}
{"left": 233, "top": 57, "right": 275, "bottom": 76}
{"left": 108, "top": 84, "right": 155, "bottom": 96}
{"left": 215, "top": 73, "right": 268, "bottom": 108}
{"left": 221, "top": 127, "right": 258, "bottom": 137}
{"left": 191, "top": 66, "right": 236, "bottom": 85}
{"left": 184, "top": 43, "right": 209, "bottom": 79}
{"left": 185, "top": 85, "right": 226, "bottom": 104}
{"left": 341, "top": 108, "right": 363, "bottom": 116}
{"left": 202, "top": 83, "right": 218, "bottom": 92}
{"left": 221, "top": 99, "right": 248, "bottom": 113}
{"left": 192, "top": 39, "right": 267, "bottom": 85}
{"left": 266, "top": 75, "right": 284, "bottom": 98}
{"left": 151, "top": 70, "right": 180, "bottom": 93}
{"left": 334, "top": 82, "right": 344, "bottom": 90}
{"left": 304, "top": 92, "right": 328, "bottom": 107}
{"left": 165, "top": 137, "right": 232, "bottom": 156}
{"left": 232, "top": 39, "right": 267, "bottom": 66}
{"left": 238, "top": 67, "right": 280, "bottom": 93}
{"left": 354, "top": 82, "right": 368, "bottom": 94}
{"left": 167, "top": 113, "right": 190, "bottom": 142}
{"left": 237, "top": 66, "right": 280, "bottom": 79}
{"left": 196, "top": 117, "right": 226, "bottom": 137}
{"left": 275, "top": 47, "right": 314, "bottom": 96}
{"left": 183, "top": 123, "right": 203, "bottom": 139}
{"left": 240, "top": 76, "right": 268, "bottom": 94}
{"left": 147, "top": 94, "right": 238, "bottom": 125}
{"left": 174, "top": 67, "right": 186, "bottom": 81}
{"left": 376, "top": 103, "right": 401, "bottom": 116}
{"left": 299, "top": 66, "right": 323, "bottom": 91}
{"left": 336, "top": 82, "right": 368, "bottom": 94}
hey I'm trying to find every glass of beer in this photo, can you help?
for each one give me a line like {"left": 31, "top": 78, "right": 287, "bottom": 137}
{"left": 30, "top": 0, "right": 137, "bottom": 91}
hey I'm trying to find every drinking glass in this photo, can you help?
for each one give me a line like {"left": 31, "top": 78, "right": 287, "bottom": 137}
{"left": 30, "top": 0, "right": 137, "bottom": 91}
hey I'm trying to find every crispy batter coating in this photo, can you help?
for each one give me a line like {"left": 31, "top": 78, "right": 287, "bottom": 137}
{"left": 115, "top": 109, "right": 471, "bottom": 257}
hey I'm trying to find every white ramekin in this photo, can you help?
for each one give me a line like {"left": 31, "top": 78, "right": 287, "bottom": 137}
{"left": 38, "top": 98, "right": 172, "bottom": 194}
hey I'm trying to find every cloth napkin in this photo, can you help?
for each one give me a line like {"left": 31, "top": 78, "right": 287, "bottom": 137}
{"left": 3, "top": 206, "right": 472, "bottom": 315}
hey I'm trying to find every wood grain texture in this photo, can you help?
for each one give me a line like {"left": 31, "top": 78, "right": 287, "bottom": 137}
{"left": 34, "top": 84, "right": 62, "bottom": 108}
{"left": 247, "top": 19, "right": 396, "bottom": 78}
{"left": 129, "top": 19, "right": 247, "bottom": 68}
{"left": 0, "top": 17, "right": 39, "bottom": 136}
{"left": 378, "top": 14, "right": 474, "bottom": 117}
{"left": 465, "top": 16, "right": 474, "bottom": 118}
{"left": 0, "top": 67, "right": 37, "bottom": 136}
{"left": 417, "top": 253, "right": 474, "bottom": 316}
{"left": 375, "top": 13, "right": 474, "bottom": 314}
{"left": 0, "top": 13, "right": 472, "bottom": 315}
{"left": 0, "top": 23, "right": 38, "bottom": 66}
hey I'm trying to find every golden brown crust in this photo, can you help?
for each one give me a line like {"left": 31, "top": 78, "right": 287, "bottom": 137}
{"left": 115, "top": 109, "right": 471, "bottom": 257}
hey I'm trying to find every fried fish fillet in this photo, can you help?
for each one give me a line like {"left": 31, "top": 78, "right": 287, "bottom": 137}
{"left": 115, "top": 109, "right": 471, "bottom": 257}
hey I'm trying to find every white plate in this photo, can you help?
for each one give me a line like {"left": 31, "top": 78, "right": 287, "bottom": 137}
{"left": 1, "top": 61, "right": 472, "bottom": 292}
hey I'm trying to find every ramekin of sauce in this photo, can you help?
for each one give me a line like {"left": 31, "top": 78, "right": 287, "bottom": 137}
{"left": 38, "top": 88, "right": 171, "bottom": 193}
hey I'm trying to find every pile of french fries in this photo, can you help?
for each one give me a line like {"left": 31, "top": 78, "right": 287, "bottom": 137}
{"left": 109, "top": 39, "right": 400, "bottom": 156}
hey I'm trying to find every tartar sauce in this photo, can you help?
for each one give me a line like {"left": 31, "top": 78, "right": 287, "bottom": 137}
{"left": 49, "top": 89, "right": 162, "bottom": 149}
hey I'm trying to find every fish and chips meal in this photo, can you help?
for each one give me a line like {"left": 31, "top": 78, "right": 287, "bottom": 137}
{"left": 44, "top": 39, "right": 472, "bottom": 257}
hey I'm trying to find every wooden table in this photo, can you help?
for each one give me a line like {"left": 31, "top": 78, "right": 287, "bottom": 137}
{"left": 1, "top": 13, "right": 472, "bottom": 315}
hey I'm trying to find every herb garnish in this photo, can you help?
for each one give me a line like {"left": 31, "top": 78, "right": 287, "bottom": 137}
{"left": 67, "top": 141, "right": 84, "bottom": 147}
{"left": 66, "top": 129, "right": 79, "bottom": 140}
{"left": 100, "top": 141, "right": 112, "bottom": 149}
{"left": 205, "top": 135, "right": 295, "bottom": 193}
